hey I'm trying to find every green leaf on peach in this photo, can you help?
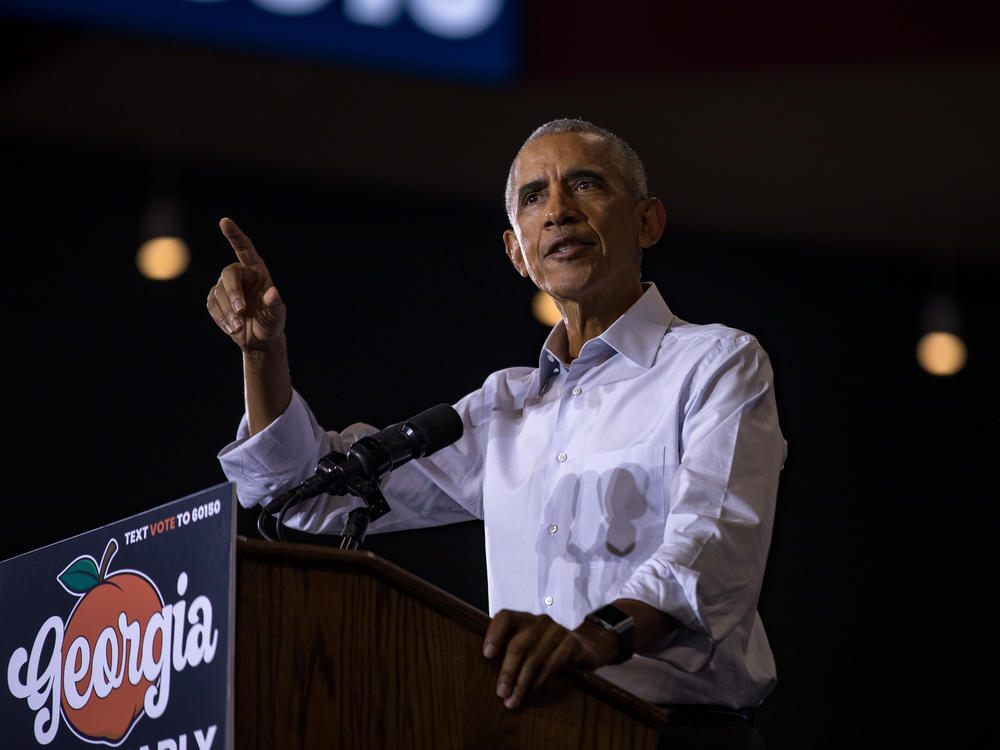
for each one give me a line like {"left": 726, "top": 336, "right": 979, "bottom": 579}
{"left": 57, "top": 555, "right": 100, "bottom": 595}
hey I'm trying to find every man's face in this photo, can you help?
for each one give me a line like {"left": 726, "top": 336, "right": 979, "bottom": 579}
{"left": 503, "top": 132, "right": 662, "bottom": 308}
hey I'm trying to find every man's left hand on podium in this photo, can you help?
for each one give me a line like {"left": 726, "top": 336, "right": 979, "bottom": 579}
{"left": 481, "top": 609, "right": 619, "bottom": 710}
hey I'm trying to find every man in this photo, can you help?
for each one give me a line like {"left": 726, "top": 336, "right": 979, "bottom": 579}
{"left": 208, "top": 119, "right": 785, "bottom": 748}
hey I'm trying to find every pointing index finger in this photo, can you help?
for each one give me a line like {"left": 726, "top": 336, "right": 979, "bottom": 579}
{"left": 219, "top": 217, "right": 264, "bottom": 268}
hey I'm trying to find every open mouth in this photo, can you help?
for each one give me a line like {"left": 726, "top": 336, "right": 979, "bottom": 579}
{"left": 545, "top": 238, "right": 594, "bottom": 257}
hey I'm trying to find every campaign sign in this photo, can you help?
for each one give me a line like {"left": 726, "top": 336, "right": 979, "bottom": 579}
{"left": 0, "top": 0, "right": 520, "bottom": 83}
{"left": 1, "top": 483, "right": 236, "bottom": 749}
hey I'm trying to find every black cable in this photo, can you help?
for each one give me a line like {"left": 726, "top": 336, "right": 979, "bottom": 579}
{"left": 257, "top": 506, "right": 278, "bottom": 542}
{"left": 277, "top": 497, "right": 296, "bottom": 542}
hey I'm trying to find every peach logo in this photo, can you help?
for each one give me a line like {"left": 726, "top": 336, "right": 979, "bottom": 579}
{"left": 7, "top": 539, "right": 219, "bottom": 746}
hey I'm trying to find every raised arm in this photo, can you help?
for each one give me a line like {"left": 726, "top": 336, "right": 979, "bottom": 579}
{"left": 206, "top": 218, "right": 292, "bottom": 435}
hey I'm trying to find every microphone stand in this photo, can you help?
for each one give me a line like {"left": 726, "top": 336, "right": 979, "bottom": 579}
{"left": 259, "top": 450, "right": 392, "bottom": 549}
{"left": 337, "top": 479, "right": 390, "bottom": 551}
{"left": 338, "top": 507, "right": 372, "bottom": 551}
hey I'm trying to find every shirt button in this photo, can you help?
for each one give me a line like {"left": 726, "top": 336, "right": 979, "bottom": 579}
{"left": 547, "top": 523, "right": 558, "bottom": 534}
{"left": 544, "top": 596, "right": 554, "bottom": 606}
{"left": 557, "top": 452, "right": 567, "bottom": 463}
{"left": 571, "top": 386, "right": 582, "bottom": 396}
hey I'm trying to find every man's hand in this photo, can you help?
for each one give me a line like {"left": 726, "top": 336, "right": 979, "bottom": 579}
{"left": 206, "top": 218, "right": 286, "bottom": 352}
{"left": 482, "top": 610, "right": 620, "bottom": 710}
{"left": 206, "top": 218, "right": 292, "bottom": 435}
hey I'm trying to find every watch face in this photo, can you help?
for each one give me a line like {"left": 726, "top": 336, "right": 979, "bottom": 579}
{"left": 588, "top": 605, "right": 635, "bottom": 665}
{"left": 592, "top": 604, "right": 633, "bottom": 631}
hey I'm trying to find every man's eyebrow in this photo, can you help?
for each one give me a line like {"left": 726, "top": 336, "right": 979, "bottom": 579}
{"left": 516, "top": 178, "right": 547, "bottom": 205}
{"left": 564, "top": 168, "right": 607, "bottom": 183}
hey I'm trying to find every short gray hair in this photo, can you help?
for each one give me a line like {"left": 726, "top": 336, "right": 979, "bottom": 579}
{"left": 504, "top": 118, "right": 648, "bottom": 223}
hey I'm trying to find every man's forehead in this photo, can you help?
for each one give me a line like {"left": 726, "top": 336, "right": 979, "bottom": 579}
{"left": 512, "top": 132, "right": 621, "bottom": 183}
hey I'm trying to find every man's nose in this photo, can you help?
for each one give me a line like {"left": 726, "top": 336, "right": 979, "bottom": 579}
{"left": 543, "top": 189, "right": 580, "bottom": 227}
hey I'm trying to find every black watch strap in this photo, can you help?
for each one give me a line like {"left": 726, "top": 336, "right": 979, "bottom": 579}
{"left": 585, "top": 604, "right": 635, "bottom": 664}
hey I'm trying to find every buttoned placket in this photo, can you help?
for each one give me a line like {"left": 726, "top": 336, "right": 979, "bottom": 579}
{"left": 537, "top": 350, "right": 596, "bottom": 614}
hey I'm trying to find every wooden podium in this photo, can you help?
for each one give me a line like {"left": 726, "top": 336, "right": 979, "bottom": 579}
{"left": 235, "top": 537, "right": 668, "bottom": 749}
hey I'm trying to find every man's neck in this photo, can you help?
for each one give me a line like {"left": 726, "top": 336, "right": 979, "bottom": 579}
{"left": 557, "top": 282, "right": 644, "bottom": 361}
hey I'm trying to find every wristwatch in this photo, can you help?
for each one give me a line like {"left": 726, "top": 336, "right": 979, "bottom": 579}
{"left": 585, "top": 604, "right": 635, "bottom": 664}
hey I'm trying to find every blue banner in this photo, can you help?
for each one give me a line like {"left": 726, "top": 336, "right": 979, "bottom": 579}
{"left": 1, "top": 483, "right": 236, "bottom": 749}
{"left": 0, "top": 0, "right": 519, "bottom": 82}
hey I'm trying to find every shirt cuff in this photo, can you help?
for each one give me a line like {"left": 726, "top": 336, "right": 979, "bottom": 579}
{"left": 616, "top": 561, "right": 715, "bottom": 673}
{"left": 217, "top": 390, "right": 331, "bottom": 509}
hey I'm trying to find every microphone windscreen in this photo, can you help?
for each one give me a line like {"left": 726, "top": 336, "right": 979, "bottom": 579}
{"left": 403, "top": 404, "right": 464, "bottom": 455}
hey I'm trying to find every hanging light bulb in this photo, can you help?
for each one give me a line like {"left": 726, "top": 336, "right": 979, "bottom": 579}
{"left": 531, "top": 290, "right": 562, "bottom": 327}
{"left": 916, "top": 294, "right": 967, "bottom": 376}
{"left": 137, "top": 236, "right": 190, "bottom": 280}
{"left": 137, "top": 195, "right": 190, "bottom": 280}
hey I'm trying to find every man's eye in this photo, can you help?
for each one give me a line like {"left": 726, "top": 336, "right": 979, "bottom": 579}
{"left": 525, "top": 194, "right": 540, "bottom": 205}
{"left": 575, "top": 180, "right": 594, "bottom": 190}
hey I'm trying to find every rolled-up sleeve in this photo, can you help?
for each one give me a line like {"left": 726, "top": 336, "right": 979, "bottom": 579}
{"left": 616, "top": 337, "right": 786, "bottom": 672}
{"left": 217, "top": 390, "right": 337, "bottom": 509}
{"left": 217, "top": 389, "right": 481, "bottom": 535}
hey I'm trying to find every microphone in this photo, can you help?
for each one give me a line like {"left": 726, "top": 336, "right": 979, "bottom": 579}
{"left": 262, "top": 404, "right": 463, "bottom": 516}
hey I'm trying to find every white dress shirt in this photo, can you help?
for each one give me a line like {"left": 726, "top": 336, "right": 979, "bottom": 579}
{"left": 218, "top": 283, "right": 786, "bottom": 708}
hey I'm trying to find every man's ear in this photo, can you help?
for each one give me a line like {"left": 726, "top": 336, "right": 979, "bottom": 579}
{"left": 637, "top": 197, "right": 667, "bottom": 249}
{"left": 504, "top": 229, "right": 528, "bottom": 277}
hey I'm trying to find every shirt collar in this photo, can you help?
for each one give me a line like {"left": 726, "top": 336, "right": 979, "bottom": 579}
{"left": 537, "top": 283, "right": 674, "bottom": 392}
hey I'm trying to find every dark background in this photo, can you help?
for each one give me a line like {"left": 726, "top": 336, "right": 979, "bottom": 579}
{"left": 2, "top": 2, "right": 998, "bottom": 747}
